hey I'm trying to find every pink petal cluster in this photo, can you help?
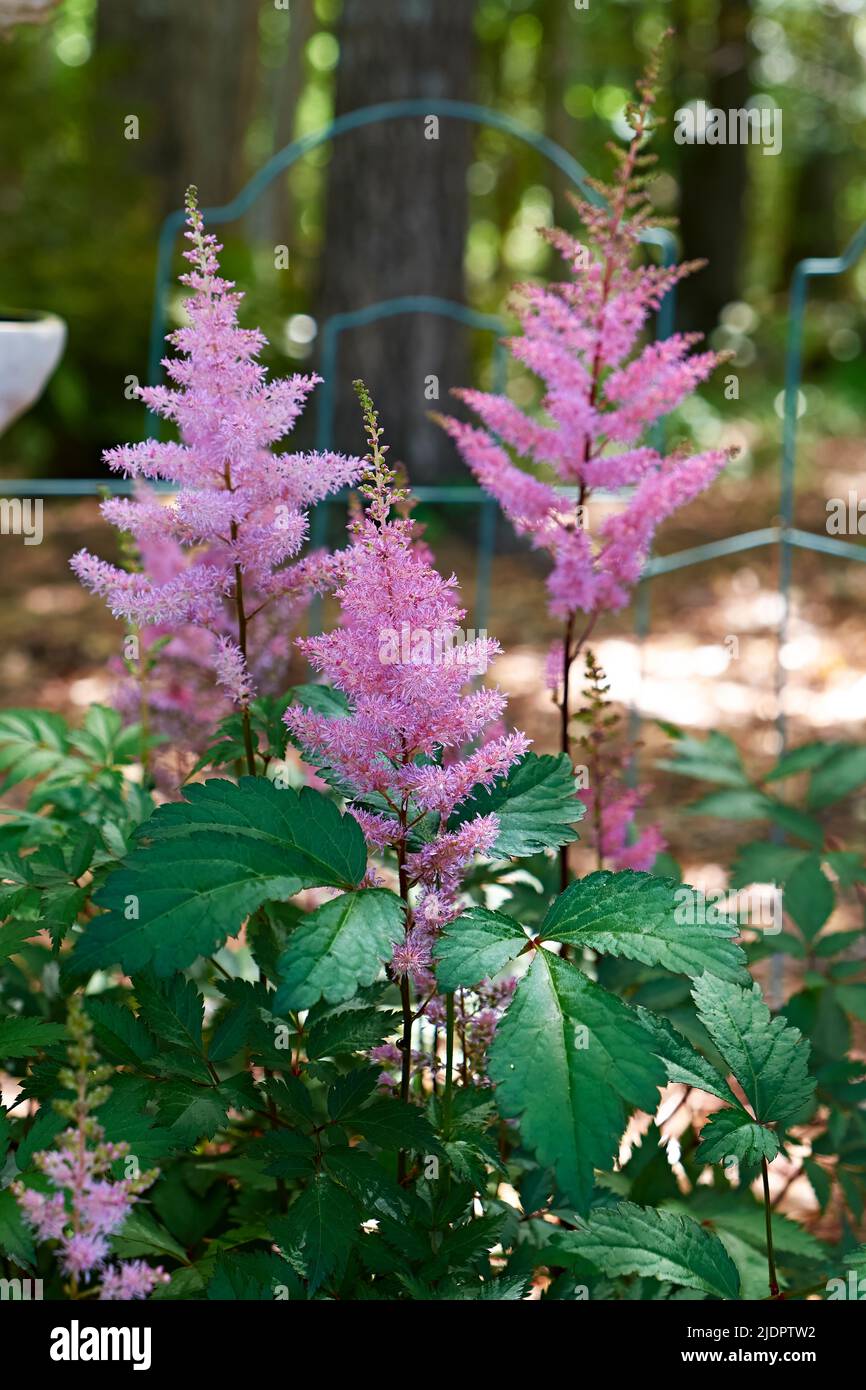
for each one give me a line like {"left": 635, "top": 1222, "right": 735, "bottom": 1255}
{"left": 99, "top": 1259, "right": 168, "bottom": 1301}
{"left": 18, "top": 1124, "right": 149, "bottom": 1284}
{"left": 15, "top": 1000, "right": 166, "bottom": 1300}
{"left": 373, "top": 976, "right": 518, "bottom": 1093}
{"left": 71, "top": 189, "right": 363, "bottom": 742}
{"left": 440, "top": 155, "right": 729, "bottom": 625}
{"left": 441, "top": 72, "right": 729, "bottom": 871}
{"left": 284, "top": 390, "right": 530, "bottom": 971}
{"left": 579, "top": 781, "right": 665, "bottom": 873}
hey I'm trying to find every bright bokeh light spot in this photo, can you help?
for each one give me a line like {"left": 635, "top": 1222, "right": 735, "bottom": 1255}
{"left": 286, "top": 314, "right": 317, "bottom": 345}
{"left": 774, "top": 389, "right": 806, "bottom": 419}
{"left": 307, "top": 31, "right": 339, "bottom": 72}
{"left": 55, "top": 32, "right": 91, "bottom": 66}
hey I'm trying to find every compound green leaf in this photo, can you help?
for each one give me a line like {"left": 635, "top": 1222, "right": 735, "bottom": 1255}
{"left": 698, "top": 1108, "right": 781, "bottom": 1167}
{"left": 692, "top": 974, "right": 815, "bottom": 1128}
{"left": 553, "top": 1201, "right": 740, "bottom": 1300}
{"left": 539, "top": 871, "right": 746, "bottom": 983}
{"left": 70, "top": 778, "right": 367, "bottom": 977}
{"left": 448, "top": 752, "right": 583, "bottom": 855}
{"left": 435, "top": 907, "right": 529, "bottom": 991}
{"left": 488, "top": 949, "right": 665, "bottom": 1213}
{"left": 274, "top": 888, "right": 404, "bottom": 1013}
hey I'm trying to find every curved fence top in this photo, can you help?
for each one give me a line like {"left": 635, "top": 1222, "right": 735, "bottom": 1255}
{"left": 146, "top": 97, "right": 679, "bottom": 404}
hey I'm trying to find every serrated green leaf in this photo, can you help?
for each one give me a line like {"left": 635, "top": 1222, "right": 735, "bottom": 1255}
{"left": 70, "top": 778, "right": 367, "bottom": 977}
{"left": 631, "top": 1004, "right": 741, "bottom": 1107}
{"left": 488, "top": 949, "right": 665, "bottom": 1212}
{"left": 14, "top": 1106, "right": 66, "bottom": 1171}
{"left": 306, "top": 1004, "right": 397, "bottom": 1060}
{"left": 808, "top": 745, "right": 866, "bottom": 810}
{"left": 207, "top": 1250, "right": 301, "bottom": 1301}
{"left": 134, "top": 974, "right": 204, "bottom": 1053}
{"left": 0, "top": 1017, "right": 66, "bottom": 1057}
{"left": 207, "top": 1004, "right": 253, "bottom": 1064}
{"left": 326, "top": 1067, "right": 379, "bottom": 1122}
{"left": 349, "top": 1098, "right": 440, "bottom": 1154}
{"left": 38, "top": 884, "right": 90, "bottom": 950}
{"left": 553, "top": 1201, "right": 740, "bottom": 1300}
{"left": 0, "top": 919, "right": 40, "bottom": 963}
{"left": 692, "top": 974, "right": 815, "bottom": 1128}
{"left": 0, "top": 1187, "right": 35, "bottom": 1269}
{"left": 539, "top": 870, "right": 746, "bottom": 982}
{"left": 272, "top": 1175, "right": 359, "bottom": 1295}
{"left": 698, "top": 1109, "right": 780, "bottom": 1166}
{"left": 153, "top": 1081, "right": 227, "bottom": 1143}
{"left": 0, "top": 709, "right": 71, "bottom": 793}
{"left": 435, "top": 907, "right": 528, "bottom": 990}
{"left": 783, "top": 856, "right": 834, "bottom": 940}
{"left": 289, "top": 684, "right": 351, "bottom": 718}
{"left": 110, "top": 1207, "right": 188, "bottom": 1264}
{"left": 257, "top": 1130, "right": 317, "bottom": 1180}
{"left": 323, "top": 1147, "right": 408, "bottom": 1219}
{"left": 426, "top": 1212, "right": 506, "bottom": 1278}
{"left": 84, "top": 998, "right": 156, "bottom": 1067}
{"left": 274, "top": 889, "right": 404, "bottom": 1014}
{"left": 474, "top": 1274, "right": 531, "bottom": 1299}
{"left": 448, "top": 752, "right": 582, "bottom": 855}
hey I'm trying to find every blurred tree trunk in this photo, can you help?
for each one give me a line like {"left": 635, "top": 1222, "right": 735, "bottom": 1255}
{"left": 674, "top": 0, "right": 751, "bottom": 335}
{"left": 784, "top": 148, "right": 838, "bottom": 277}
{"left": 96, "top": 0, "right": 260, "bottom": 215}
{"left": 320, "top": 0, "right": 476, "bottom": 480}
{"left": 247, "top": 2, "right": 313, "bottom": 250}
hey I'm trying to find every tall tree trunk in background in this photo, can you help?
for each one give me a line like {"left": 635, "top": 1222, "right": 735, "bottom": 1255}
{"left": 96, "top": 0, "right": 260, "bottom": 215}
{"left": 320, "top": 0, "right": 476, "bottom": 480}
{"left": 674, "top": 0, "right": 751, "bottom": 335}
{"left": 247, "top": 2, "right": 313, "bottom": 250}
{"left": 783, "top": 152, "right": 838, "bottom": 280}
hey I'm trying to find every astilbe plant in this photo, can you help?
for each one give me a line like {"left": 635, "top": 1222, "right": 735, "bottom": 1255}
{"left": 14, "top": 997, "right": 165, "bottom": 1300}
{"left": 439, "top": 47, "right": 729, "bottom": 882}
{"left": 3, "top": 59, "right": 859, "bottom": 1308}
{"left": 71, "top": 188, "right": 363, "bottom": 775}
{"left": 285, "top": 383, "right": 529, "bottom": 1140}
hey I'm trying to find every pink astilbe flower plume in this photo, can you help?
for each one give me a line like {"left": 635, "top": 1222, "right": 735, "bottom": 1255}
{"left": 285, "top": 381, "right": 530, "bottom": 916}
{"left": 439, "top": 41, "right": 729, "bottom": 884}
{"left": 14, "top": 997, "right": 168, "bottom": 1300}
{"left": 71, "top": 187, "right": 363, "bottom": 771}
{"left": 285, "top": 383, "right": 529, "bottom": 1114}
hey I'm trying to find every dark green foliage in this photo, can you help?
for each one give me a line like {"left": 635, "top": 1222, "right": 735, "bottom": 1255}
{"left": 0, "top": 705, "right": 860, "bottom": 1301}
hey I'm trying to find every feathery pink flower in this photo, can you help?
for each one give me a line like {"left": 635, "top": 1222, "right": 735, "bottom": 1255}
{"left": 440, "top": 89, "right": 729, "bottom": 627}
{"left": 72, "top": 188, "right": 363, "bottom": 748}
{"left": 285, "top": 383, "right": 530, "bottom": 978}
{"left": 15, "top": 998, "right": 164, "bottom": 1299}
{"left": 441, "top": 54, "right": 726, "bottom": 876}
